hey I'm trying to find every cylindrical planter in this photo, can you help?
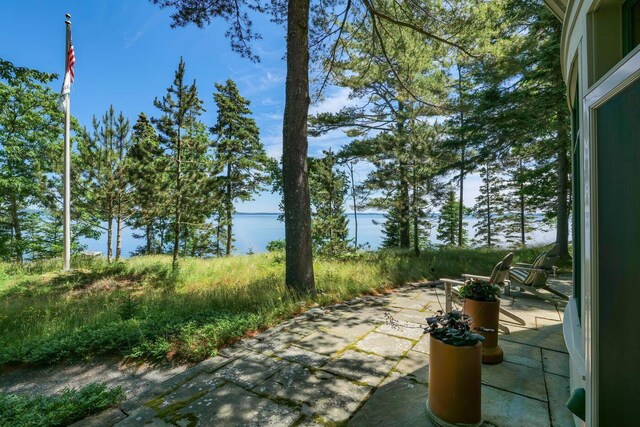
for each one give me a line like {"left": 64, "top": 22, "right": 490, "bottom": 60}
{"left": 463, "top": 298, "right": 503, "bottom": 364}
{"left": 427, "top": 336, "right": 482, "bottom": 427}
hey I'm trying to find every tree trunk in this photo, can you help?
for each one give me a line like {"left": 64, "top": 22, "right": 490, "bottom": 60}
{"left": 555, "top": 109, "right": 570, "bottom": 259}
{"left": 412, "top": 166, "right": 420, "bottom": 257}
{"left": 115, "top": 197, "right": 123, "bottom": 261}
{"left": 172, "top": 129, "right": 182, "bottom": 269}
{"left": 107, "top": 217, "right": 113, "bottom": 263}
{"left": 216, "top": 220, "right": 221, "bottom": 257}
{"left": 399, "top": 170, "right": 411, "bottom": 249}
{"left": 158, "top": 220, "right": 165, "bottom": 254}
{"left": 146, "top": 224, "right": 152, "bottom": 254}
{"left": 520, "top": 183, "right": 526, "bottom": 246}
{"left": 226, "top": 163, "right": 233, "bottom": 256}
{"left": 348, "top": 162, "right": 358, "bottom": 249}
{"left": 282, "top": 0, "right": 315, "bottom": 295}
{"left": 396, "top": 103, "right": 410, "bottom": 249}
{"left": 457, "top": 64, "right": 465, "bottom": 248}
{"left": 486, "top": 163, "right": 491, "bottom": 247}
{"left": 9, "top": 195, "right": 23, "bottom": 264}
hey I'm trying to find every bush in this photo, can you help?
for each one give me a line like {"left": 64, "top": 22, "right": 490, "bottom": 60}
{"left": 266, "top": 239, "right": 285, "bottom": 252}
{"left": 0, "top": 383, "right": 124, "bottom": 427}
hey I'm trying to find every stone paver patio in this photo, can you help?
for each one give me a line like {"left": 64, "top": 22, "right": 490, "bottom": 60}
{"left": 79, "top": 277, "right": 574, "bottom": 426}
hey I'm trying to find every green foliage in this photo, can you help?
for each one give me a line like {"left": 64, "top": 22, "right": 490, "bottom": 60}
{"left": 424, "top": 310, "right": 485, "bottom": 347}
{"left": 0, "top": 59, "right": 71, "bottom": 262}
{"left": 458, "top": 278, "right": 501, "bottom": 302}
{"left": 127, "top": 112, "right": 171, "bottom": 255}
{"left": 0, "top": 246, "right": 558, "bottom": 366}
{"left": 437, "top": 189, "right": 468, "bottom": 246}
{"left": 266, "top": 239, "right": 285, "bottom": 252}
{"left": 0, "top": 382, "right": 124, "bottom": 427}
{"left": 153, "top": 58, "right": 219, "bottom": 265}
{"left": 309, "top": 150, "right": 351, "bottom": 256}
{"left": 472, "top": 161, "right": 505, "bottom": 247}
{"left": 211, "top": 79, "right": 269, "bottom": 256}
{"left": 76, "top": 106, "right": 132, "bottom": 261}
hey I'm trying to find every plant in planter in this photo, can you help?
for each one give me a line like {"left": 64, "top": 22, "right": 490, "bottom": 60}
{"left": 424, "top": 310, "right": 484, "bottom": 427}
{"left": 459, "top": 278, "right": 503, "bottom": 364}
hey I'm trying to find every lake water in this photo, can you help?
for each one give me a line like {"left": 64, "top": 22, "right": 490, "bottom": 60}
{"left": 79, "top": 213, "right": 557, "bottom": 257}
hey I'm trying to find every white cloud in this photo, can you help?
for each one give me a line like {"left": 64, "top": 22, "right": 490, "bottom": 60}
{"left": 309, "top": 86, "right": 356, "bottom": 115}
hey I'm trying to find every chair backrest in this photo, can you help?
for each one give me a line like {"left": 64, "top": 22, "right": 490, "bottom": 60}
{"left": 524, "top": 244, "right": 560, "bottom": 288}
{"left": 488, "top": 253, "right": 514, "bottom": 285}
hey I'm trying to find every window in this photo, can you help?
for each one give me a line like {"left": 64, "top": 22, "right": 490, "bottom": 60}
{"left": 623, "top": 0, "right": 640, "bottom": 55}
{"left": 572, "top": 79, "right": 581, "bottom": 318}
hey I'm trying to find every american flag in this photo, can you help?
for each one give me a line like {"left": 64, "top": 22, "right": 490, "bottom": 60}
{"left": 67, "top": 35, "right": 75, "bottom": 83}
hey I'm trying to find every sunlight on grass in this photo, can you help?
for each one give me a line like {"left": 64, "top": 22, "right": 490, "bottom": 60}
{"left": 0, "top": 246, "right": 556, "bottom": 366}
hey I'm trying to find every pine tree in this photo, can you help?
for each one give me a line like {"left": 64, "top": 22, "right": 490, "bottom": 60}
{"left": 211, "top": 79, "right": 268, "bottom": 256}
{"left": 153, "top": 58, "right": 208, "bottom": 268}
{"left": 113, "top": 112, "right": 132, "bottom": 260}
{"left": 127, "top": 112, "right": 169, "bottom": 254}
{"left": 308, "top": 149, "right": 350, "bottom": 256}
{"left": 500, "top": 158, "right": 543, "bottom": 246}
{"left": 0, "top": 59, "right": 63, "bottom": 262}
{"left": 437, "top": 189, "right": 467, "bottom": 246}
{"left": 77, "top": 106, "right": 125, "bottom": 262}
{"left": 472, "top": 160, "right": 505, "bottom": 247}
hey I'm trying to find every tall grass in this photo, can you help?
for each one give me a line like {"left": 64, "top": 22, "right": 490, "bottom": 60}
{"left": 0, "top": 246, "right": 557, "bottom": 366}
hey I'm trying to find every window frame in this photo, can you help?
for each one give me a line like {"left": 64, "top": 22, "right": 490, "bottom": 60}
{"left": 623, "top": 0, "right": 640, "bottom": 55}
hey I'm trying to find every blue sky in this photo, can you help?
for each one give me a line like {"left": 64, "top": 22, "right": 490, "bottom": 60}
{"left": 0, "top": 0, "right": 481, "bottom": 212}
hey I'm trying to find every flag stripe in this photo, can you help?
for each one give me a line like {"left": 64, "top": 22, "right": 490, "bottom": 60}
{"left": 67, "top": 36, "right": 75, "bottom": 83}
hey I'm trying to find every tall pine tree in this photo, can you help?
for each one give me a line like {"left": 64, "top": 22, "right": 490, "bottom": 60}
{"left": 153, "top": 58, "right": 207, "bottom": 268}
{"left": 211, "top": 79, "right": 268, "bottom": 256}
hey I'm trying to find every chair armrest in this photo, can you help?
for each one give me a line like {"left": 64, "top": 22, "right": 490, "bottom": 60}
{"left": 511, "top": 266, "right": 549, "bottom": 274}
{"left": 462, "top": 274, "right": 491, "bottom": 282}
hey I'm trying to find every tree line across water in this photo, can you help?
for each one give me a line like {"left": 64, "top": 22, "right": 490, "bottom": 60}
{"left": 1, "top": 0, "right": 571, "bottom": 271}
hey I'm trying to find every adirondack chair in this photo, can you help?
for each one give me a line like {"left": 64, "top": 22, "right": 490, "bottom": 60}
{"left": 508, "top": 244, "right": 568, "bottom": 304}
{"left": 440, "top": 253, "right": 526, "bottom": 333}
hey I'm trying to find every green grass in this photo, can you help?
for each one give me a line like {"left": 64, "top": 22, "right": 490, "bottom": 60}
{"left": 0, "top": 383, "right": 124, "bottom": 427}
{"left": 0, "top": 246, "right": 559, "bottom": 367}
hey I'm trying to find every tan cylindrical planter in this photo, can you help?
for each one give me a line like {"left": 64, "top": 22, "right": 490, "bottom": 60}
{"left": 463, "top": 299, "right": 503, "bottom": 364}
{"left": 427, "top": 336, "right": 482, "bottom": 427}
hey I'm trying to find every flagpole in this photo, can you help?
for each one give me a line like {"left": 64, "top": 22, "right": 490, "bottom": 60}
{"left": 63, "top": 14, "right": 72, "bottom": 271}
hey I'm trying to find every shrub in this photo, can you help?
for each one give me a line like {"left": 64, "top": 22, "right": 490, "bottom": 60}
{"left": 0, "top": 383, "right": 124, "bottom": 427}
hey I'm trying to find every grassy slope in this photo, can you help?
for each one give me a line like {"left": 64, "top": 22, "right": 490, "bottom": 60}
{"left": 0, "top": 246, "right": 556, "bottom": 367}
{"left": 0, "top": 383, "right": 124, "bottom": 427}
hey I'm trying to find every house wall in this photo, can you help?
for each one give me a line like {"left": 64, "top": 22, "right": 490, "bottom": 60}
{"left": 561, "top": 0, "right": 640, "bottom": 424}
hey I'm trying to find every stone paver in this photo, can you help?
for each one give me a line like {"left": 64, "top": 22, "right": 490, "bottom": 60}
{"left": 500, "top": 339, "right": 543, "bottom": 370}
{"left": 542, "top": 348, "right": 570, "bottom": 377}
{"left": 355, "top": 331, "right": 414, "bottom": 359}
{"left": 393, "top": 308, "right": 428, "bottom": 325}
{"left": 348, "top": 372, "right": 431, "bottom": 427}
{"left": 322, "top": 349, "right": 397, "bottom": 386}
{"left": 276, "top": 345, "right": 329, "bottom": 368}
{"left": 482, "top": 385, "right": 551, "bottom": 427}
{"left": 376, "top": 320, "right": 425, "bottom": 340}
{"left": 500, "top": 323, "right": 568, "bottom": 353}
{"left": 545, "top": 372, "right": 575, "bottom": 427}
{"left": 482, "top": 361, "right": 548, "bottom": 401}
{"left": 296, "top": 331, "right": 352, "bottom": 356}
{"left": 175, "top": 383, "right": 301, "bottom": 426}
{"left": 106, "top": 278, "right": 574, "bottom": 426}
{"left": 412, "top": 334, "right": 430, "bottom": 354}
{"left": 254, "top": 363, "right": 372, "bottom": 423}
{"left": 393, "top": 350, "right": 428, "bottom": 383}
{"left": 211, "top": 352, "right": 287, "bottom": 389}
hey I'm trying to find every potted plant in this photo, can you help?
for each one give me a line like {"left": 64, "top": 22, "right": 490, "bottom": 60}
{"left": 424, "top": 310, "right": 484, "bottom": 427}
{"left": 459, "top": 278, "right": 503, "bottom": 364}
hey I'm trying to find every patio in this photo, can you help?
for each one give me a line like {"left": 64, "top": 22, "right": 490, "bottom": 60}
{"left": 84, "top": 277, "right": 574, "bottom": 426}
